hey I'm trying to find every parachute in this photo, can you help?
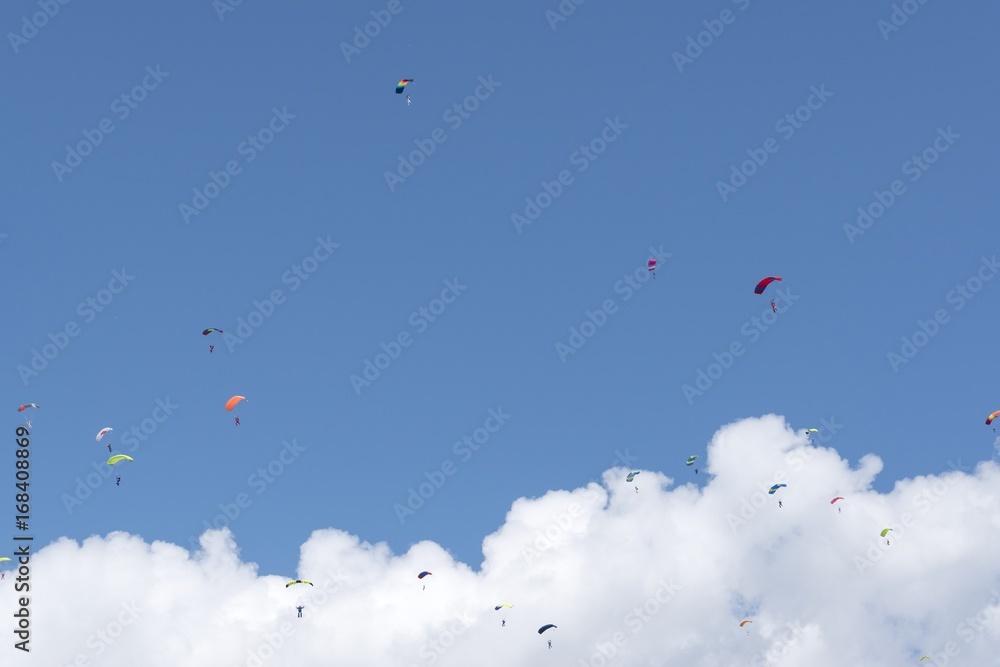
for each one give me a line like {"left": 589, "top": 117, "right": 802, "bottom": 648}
{"left": 202, "top": 328, "right": 223, "bottom": 335}
{"left": 17, "top": 404, "right": 39, "bottom": 412}
{"left": 830, "top": 496, "right": 845, "bottom": 504}
{"left": 739, "top": 620, "right": 752, "bottom": 627}
{"left": 647, "top": 259, "right": 657, "bottom": 275}
{"left": 225, "top": 396, "right": 246, "bottom": 411}
{"left": 806, "top": 428, "right": 819, "bottom": 434}
{"left": 920, "top": 657, "right": 931, "bottom": 661}
{"left": 107, "top": 455, "right": 133, "bottom": 465}
{"left": 538, "top": 624, "right": 557, "bottom": 634}
{"left": 686, "top": 456, "right": 698, "bottom": 466}
{"left": 754, "top": 276, "right": 782, "bottom": 294}
{"left": 396, "top": 79, "right": 413, "bottom": 93}
{"left": 768, "top": 483, "right": 787, "bottom": 494}
{"left": 495, "top": 603, "right": 514, "bottom": 610}
{"left": 626, "top": 471, "right": 639, "bottom": 483}
{"left": 418, "top": 571, "right": 432, "bottom": 579}
{"left": 96, "top": 427, "right": 113, "bottom": 442}
{"left": 880, "top": 528, "right": 893, "bottom": 537}
{"left": 286, "top": 580, "right": 313, "bottom": 588}
{"left": 0, "top": 557, "right": 10, "bottom": 563}
{"left": 986, "top": 410, "right": 1000, "bottom": 425}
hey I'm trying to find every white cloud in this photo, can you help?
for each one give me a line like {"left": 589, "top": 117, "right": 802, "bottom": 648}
{"left": 4, "top": 415, "right": 1000, "bottom": 666}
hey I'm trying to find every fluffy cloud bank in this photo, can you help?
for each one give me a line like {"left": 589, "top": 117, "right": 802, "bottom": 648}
{"left": 4, "top": 415, "right": 1000, "bottom": 666}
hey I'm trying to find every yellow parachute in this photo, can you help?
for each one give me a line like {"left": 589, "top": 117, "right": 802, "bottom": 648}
{"left": 107, "top": 455, "right": 134, "bottom": 465}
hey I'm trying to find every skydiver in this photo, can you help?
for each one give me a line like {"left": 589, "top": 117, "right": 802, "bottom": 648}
{"left": 634, "top": 486, "right": 639, "bottom": 493}
{"left": 107, "top": 443, "right": 112, "bottom": 453}
{"left": 838, "top": 507, "right": 842, "bottom": 514}
{"left": 548, "top": 640, "right": 552, "bottom": 649}
{"left": 296, "top": 605, "right": 304, "bottom": 618}
{"left": 235, "top": 417, "right": 240, "bottom": 426}
{"left": 116, "top": 475, "right": 121, "bottom": 487}
{"left": 406, "top": 94, "right": 412, "bottom": 106}
{"left": 423, "top": 584, "right": 426, "bottom": 591}
{"left": 25, "top": 420, "right": 31, "bottom": 429}
{"left": 694, "top": 468, "right": 698, "bottom": 474}
{"left": 210, "top": 345, "right": 214, "bottom": 353}
{"left": 770, "top": 299, "right": 777, "bottom": 313}
{"left": 778, "top": 500, "right": 782, "bottom": 508}
{"left": 502, "top": 619, "right": 505, "bottom": 627}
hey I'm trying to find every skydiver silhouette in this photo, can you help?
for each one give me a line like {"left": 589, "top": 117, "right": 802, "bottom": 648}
{"left": 210, "top": 345, "right": 214, "bottom": 353}
{"left": 25, "top": 420, "right": 31, "bottom": 429}
{"left": 406, "top": 94, "right": 411, "bottom": 106}
{"left": 116, "top": 475, "right": 121, "bottom": 487}
{"left": 502, "top": 619, "right": 505, "bottom": 627}
{"left": 235, "top": 417, "right": 240, "bottom": 426}
{"left": 695, "top": 469, "right": 698, "bottom": 474}
{"left": 771, "top": 299, "right": 777, "bottom": 313}
{"left": 634, "top": 486, "right": 639, "bottom": 493}
{"left": 548, "top": 640, "right": 552, "bottom": 649}
{"left": 296, "top": 606, "right": 304, "bottom": 618}
{"left": 838, "top": 507, "right": 841, "bottom": 514}
{"left": 107, "top": 443, "right": 112, "bottom": 452}
{"left": 778, "top": 500, "right": 783, "bottom": 508}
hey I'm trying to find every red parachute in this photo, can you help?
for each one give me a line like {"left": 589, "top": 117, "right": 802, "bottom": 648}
{"left": 754, "top": 276, "right": 782, "bottom": 294}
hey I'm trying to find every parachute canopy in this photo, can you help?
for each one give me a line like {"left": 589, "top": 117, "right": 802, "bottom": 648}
{"left": 806, "top": 428, "right": 819, "bottom": 434}
{"left": 225, "top": 396, "right": 246, "bottom": 411}
{"left": 754, "top": 276, "right": 782, "bottom": 294}
{"left": 418, "top": 571, "right": 432, "bottom": 579}
{"left": 286, "top": 580, "right": 313, "bottom": 588}
{"left": 647, "top": 259, "right": 657, "bottom": 273}
{"left": 396, "top": 79, "right": 413, "bottom": 93}
{"left": 495, "top": 603, "right": 514, "bottom": 610}
{"left": 626, "top": 471, "right": 639, "bottom": 483}
{"left": 202, "top": 328, "right": 223, "bottom": 335}
{"left": 686, "top": 456, "right": 698, "bottom": 466}
{"left": 880, "top": 528, "right": 893, "bottom": 537}
{"left": 739, "top": 620, "right": 752, "bottom": 627}
{"left": 538, "top": 624, "right": 557, "bottom": 634}
{"left": 921, "top": 657, "right": 931, "bottom": 661}
{"left": 96, "top": 427, "right": 113, "bottom": 442}
{"left": 987, "top": 410, "right": 1000, "bottom": 425}
{"left": 107, "top": 455, "right": 133, "bottom": 465}
{"left": 17, "top": 404, "right": 39, "bottom": 412}
{"left": 0, "top": 557, "right": 11, "bottom": 563}
{"left": 768, "top": 483, "right": 787, "bottom": 494}
{"left": 830, "top": 496, "right": 845, "bottom": 504}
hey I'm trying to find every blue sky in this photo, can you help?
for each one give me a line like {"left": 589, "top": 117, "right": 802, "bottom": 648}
{"left": 2, "top": 0, "right": 998, "bottom": 583}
